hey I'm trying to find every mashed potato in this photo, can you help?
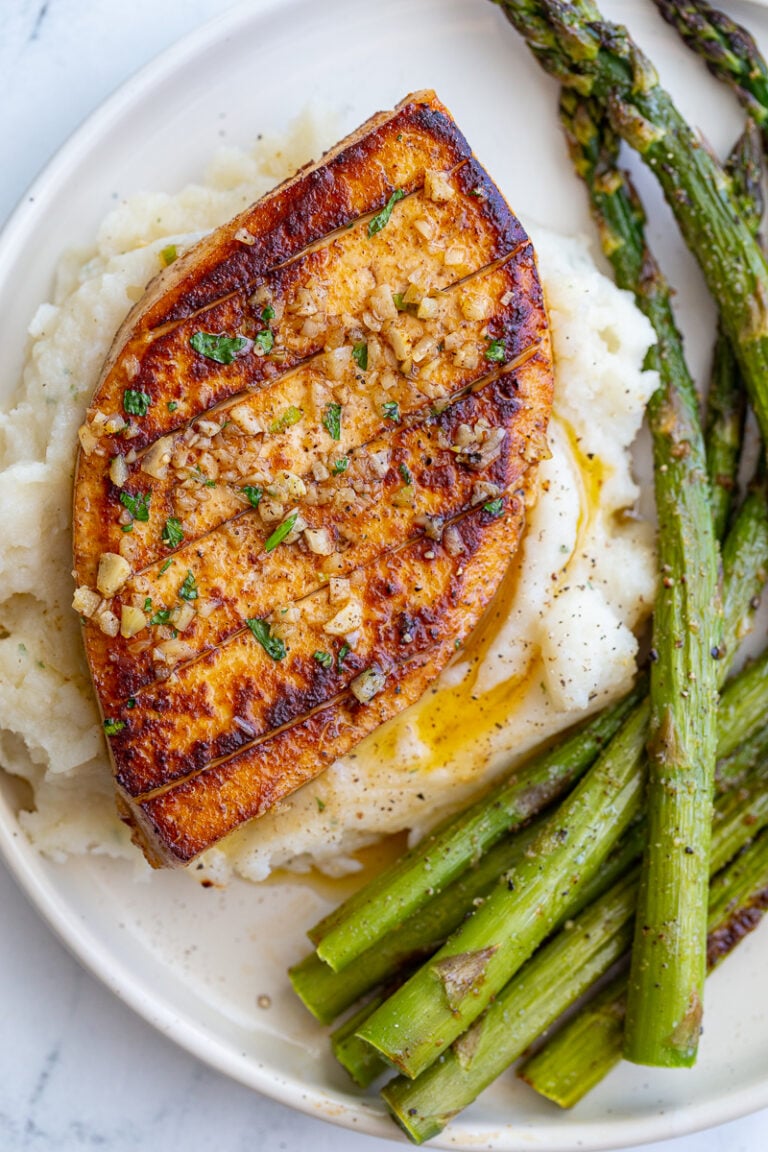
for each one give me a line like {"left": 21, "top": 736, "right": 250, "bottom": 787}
{"left": 0, "top": 112, "right": 657, "bottom": 882}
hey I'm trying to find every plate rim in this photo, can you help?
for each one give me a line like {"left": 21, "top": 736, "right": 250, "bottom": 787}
{"left": 2, "top": 0, "right": 768, "bottom": 1147}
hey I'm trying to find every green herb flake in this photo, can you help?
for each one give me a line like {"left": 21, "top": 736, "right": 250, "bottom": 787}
{"left": 123, "top": 389, "right": 152, "bottom": 417}
{"left": 352, "top": 342, "right": 368, "bottom": 371}
{"left": 483, "top": 498, "right": 504, "bottom": 517}
{"left": 149, "top": 609, "right": 172, "bottom": 626}
{"left": 313, "top": 651, "right": 333, "bottom": 669}
{"left": 264, "top": 511, "right": 298, "bottom": 552}
{"left": 316, "top": 798, "right": 326, "bottom": 812}
{"left": 120, "top": 523, "right": 133, "bottom": 534}
{"left": 246, "top": 618, "right": 287, "bottom": 661}
{"left": 126, "top": 697, "right": 137, "bottom": 709}
{"left": 178, "top": 570, "right": 199, "bottom": 602}
{"left": 331, "top": 458, "right": 349, "bottom": 475}
{"left": 261, "top": 304, "right": 275, "bottom": 324}
{"left": 143, "top": 597, "right": 153, "bottom": 613}
{"left": 399, "top": 463, "right": 413, "bottom": 486}
{"left": 392, "top": 292, "right": 408, "bottom": 312}
{"left": 103, "top": 719, "right": 125, "bottom": 736}
{"left": 242, "top": 485, "right": 262, "bottom": 508}
{"left": 485, "top": 338, "right": 506, "bottom": 363}
{"left": 269, "top": 405, "right": 303, "bottom": 434}
{"left": 337, "top": 643, "right": 351, "bottom": 670}
{"left": 254, "top": 328, "right": 275, "bottom": 355}
{"left": 162, "top": 517, "right": 184, "bottom": 548}
{"left": 382, "top": 401, "right": 401, "bottom": 423}
{"left": 159, "top": 558, "right": 173, "bottom": 575}
{"left": 323, "top": 401, "right": 343, "bottom": 441}
{"left": 119, "top": 489, "right": 151, "bottom": 522}
{"left": 190, "top": 330, "right": 250, "bottom": 364}
{"left": 159, "top": 244, "right": 178, "bottom": 266}
{"left": 167, "top": 401, "right": 179, "bottom": 413}
{"left": 368, "top": 189, "right": 405, "bottom": 237}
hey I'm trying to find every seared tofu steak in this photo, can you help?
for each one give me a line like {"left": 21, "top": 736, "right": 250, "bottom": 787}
{"left": 72, "top": 91, "right": 554, "bottom": 867}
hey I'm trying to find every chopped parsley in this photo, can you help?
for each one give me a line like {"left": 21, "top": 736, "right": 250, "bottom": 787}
{"left": 254, "top": 328, "right": 275, "bottom": 355}
{"left": 159, "top": 558, "right": 173, "bottom": 575}
{"left": 123, "top": 389, "right": 152, "bottom": 417}
{"left": 119, "top": 489, "right": 151, "bottom": 522}
{"left": 331, "top": 457, "right": 349, "bottom": 475}
{"left": 149, "top": 608, "right": 172, "bottom": 626}
{"left": 485, "top": 338, "right": 506, "bottom": 363}
{"left": 167, "top": 401, "right": 178, "bottom": 413}
{"left": 264, "top": 510, "right": 298, "bottom": 552}
{"left": 247, "top": 618, "right": 287, "bottom": 661}
{"left": 126, "top": 697, "right": 137, "bottom": 709}
{"left": 484, "top": 498, "right": 504, "bottom": 517}
{"left": 159, "top": 244, "right": 178, "bottom": 266}
{"left": 161, "top": 517, "right": 184, "bottom": 548}
{"left": 242, "top": 485, "right": 262, "bottom": 508}
{"left": 261, "top": 304, "right": 275, "bottom": 324}
{"left": 120, "top": 523, "right": 133, "bottom": 534}
{"left": 337, "top": 643, "right": 351, "bottom": 670}
{"left": 143, "top": 597, "right": 153, "bottom": 613}
{"left": 103, "top": 718, "right": 125, "bottom": 736}
{"left": 178, "top": 569, "right": 199, "bottom": 602}
{"left": 189, "top": 331, "right": 250, "bottom": 364}
{"left": 323, "top": 401, "right": 342, "bottom": 441}
{"left": 316, "top": 798, "right": 326, "bottom": 812}
{"left": 313, "top": 650, "right": 333, "bottom": 669}
{"left": 368, "top": 188, "right": 405, "bottom": 237}
{"left": 399, "top": 462, "right": 413, "bottom": 485}
{"left": 382, "top": 401, "right": 400, "bottom": 423}
{"left": 269, "top": 405, "right": 303, "bottom": 434}
{"left": 352, "top": 342, "right": 368, "bottom": 370}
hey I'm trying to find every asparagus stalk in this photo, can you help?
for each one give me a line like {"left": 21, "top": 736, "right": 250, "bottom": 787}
{"left": 325, "top": 822, "right": 646, "bottom": 1089}
{"left": 383, "top": 766, "right": 768, "bottom": 1142}
{"left": 309, "top": 679, "right": 645, "bottom": 968}
{"left": 719, "top": 475, "right": 768, "bottom": 665}
{"left": 330, "top": 991, "right": 392, "bottom": 1088}
{"left": 561, "top": 84, "right": 724, "bottom": 1066}
{"left": 291, "top": 819, "right": 546, "bottom": 1024}
{"left": 383, "top": 869, "right": 638, "bottom": 1142}
{"left": 653, "top": 1, "right": 768, "bottom": 144}
{"left": 705, "top": 331, "right": 747, "bottom": 539}
{"left": 716, "top": 721, "right": 768, "bottom": 791}
{"left": 559, "top": 88, "right": 766, "bottom": 1070}
{"left": 706, "top": 124, "right": 763, "bottom": 535}
{"left": 495, "top": 0, "right": 768, "bottom": 453}
{"left": 520, "top": 824, "right": 768, "bottom": 1109}
{"left": 356, "top": 700, "right": 650, "bottom": 1079}
{"left": 293, "top": 811, "right": 646, "bottom": 1028}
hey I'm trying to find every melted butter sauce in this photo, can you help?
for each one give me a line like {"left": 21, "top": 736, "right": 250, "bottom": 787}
{"left": 268, "top": 830, "right": 411, "bottom": 900}
{"left": 401, "top": 414, "right": 608, "bottom": 777}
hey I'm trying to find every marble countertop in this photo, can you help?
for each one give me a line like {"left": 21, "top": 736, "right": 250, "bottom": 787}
{"left": 2, "top": 2, "right": 768, "bottom": 1149}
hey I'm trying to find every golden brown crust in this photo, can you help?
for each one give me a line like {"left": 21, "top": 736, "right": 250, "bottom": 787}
{"left": 72, "top": 91, "right": 554, "bottom": 867}
{"left": 131, "top": 494, "right": 530, "bottom": 865}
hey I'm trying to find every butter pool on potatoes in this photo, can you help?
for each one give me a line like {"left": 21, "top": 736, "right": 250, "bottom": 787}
{"left": 0, "top": 112, "right": 657, "bottom": 882}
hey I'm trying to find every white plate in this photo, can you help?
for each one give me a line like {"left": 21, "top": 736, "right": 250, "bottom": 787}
{"left": 2, "top": 1, "right": 768, "bottom": 1148}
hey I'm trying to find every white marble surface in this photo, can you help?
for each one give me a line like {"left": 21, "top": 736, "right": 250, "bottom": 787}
{"left": 3, "top": 1, "right": 768, "bottom": 1149}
